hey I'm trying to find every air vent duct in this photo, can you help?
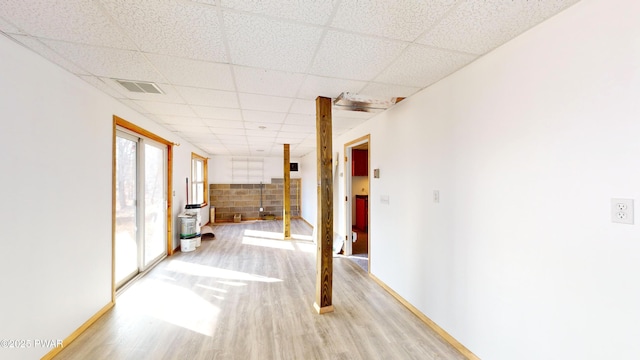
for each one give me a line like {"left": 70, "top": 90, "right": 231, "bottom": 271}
{"left": 333, "top": 92, "right": 403, "bottom": 113}
{"left": 115, "top": 79, "right": 163, "bottom": 94}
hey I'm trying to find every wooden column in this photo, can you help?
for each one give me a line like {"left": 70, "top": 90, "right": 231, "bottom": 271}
{"left": 283, "top": 144, "right": 291, "bottom": 240}
{"left": 314, "top": 96, "right": 334, "bottom": 314}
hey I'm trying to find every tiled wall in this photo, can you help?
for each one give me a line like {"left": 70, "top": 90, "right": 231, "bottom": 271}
{"left": 209, "top": 178, "right": 300, "bottom": 222}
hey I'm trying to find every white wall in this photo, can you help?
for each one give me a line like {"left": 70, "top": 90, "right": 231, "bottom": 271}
{"left": 0, "top": 34, "right": 202, "bottom": 359}
{"left": 320, "top": 0, "right": 640, "bottom": 359}
{"left": 209, "top": 155, "right": 302, "bottom": 184}
{"left": 300, "top": 151, "right": 317, "bottom": 226}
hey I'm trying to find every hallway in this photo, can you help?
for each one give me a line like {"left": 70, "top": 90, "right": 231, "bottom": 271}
{"left": 55, "top": 220, "right": 463, "bottom": 359}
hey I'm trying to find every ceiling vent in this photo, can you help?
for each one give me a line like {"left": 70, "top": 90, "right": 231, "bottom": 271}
{"left": 115, "top": 79, "right": 163, "bottom": 94}
{"left": 333, "top": 92, "right": 404, "bottom": 113}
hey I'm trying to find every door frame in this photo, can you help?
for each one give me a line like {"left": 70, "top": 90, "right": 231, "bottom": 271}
{"left": 112, "top": 115, "right": 174, "bottom": 302}
{"left": 344, "top": 134, "right": 370, "bottom": 271}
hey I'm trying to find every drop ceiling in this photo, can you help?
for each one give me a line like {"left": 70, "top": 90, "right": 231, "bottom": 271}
{"left": 0, "top": 0, "right": 580, "bottom": 157}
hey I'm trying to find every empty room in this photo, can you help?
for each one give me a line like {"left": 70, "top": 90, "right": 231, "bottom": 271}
{"left": 1, "top": 0, "right": 639, "bottom": 359}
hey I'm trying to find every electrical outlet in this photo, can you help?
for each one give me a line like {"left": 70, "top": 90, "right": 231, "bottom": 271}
{"left": 433, "top": 190, "right": 440, "bottom": 203}
{"left": 611, "top": 198, "right": 634, "bottom": 224}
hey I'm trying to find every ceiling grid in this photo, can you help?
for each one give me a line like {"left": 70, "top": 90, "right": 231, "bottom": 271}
{"left": 0, "top": 0, "right": 581, "bottom": 157}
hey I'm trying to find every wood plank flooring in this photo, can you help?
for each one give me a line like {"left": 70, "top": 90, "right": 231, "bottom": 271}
{"left": 55, "top": 220, "right": 465, "bottom": 360}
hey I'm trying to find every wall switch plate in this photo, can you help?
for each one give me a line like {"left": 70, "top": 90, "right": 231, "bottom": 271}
{"left": 381, "top": 195, "right": 390, "bottom": 205}
{"left": 611, "top": 198, "right": 634, "bottom": 224}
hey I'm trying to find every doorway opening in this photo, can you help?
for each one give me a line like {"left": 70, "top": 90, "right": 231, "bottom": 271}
{"left": 113, "top": 116, "right": 173, "bottom": 298}
{"left": 344, "top": 135, "right": 370, "bottom": 272}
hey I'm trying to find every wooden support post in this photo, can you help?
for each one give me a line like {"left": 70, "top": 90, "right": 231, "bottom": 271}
{"left": 283, "top": 144, "right": 291, "bottom": 240}
{"left": 314, "top": 96, "right": 334, "bottom": 314}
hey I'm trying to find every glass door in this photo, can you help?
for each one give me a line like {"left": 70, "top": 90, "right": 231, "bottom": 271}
{"left": 143, "top": 141, "right": 167, "bottom": 268}
{"left": 115, "top": 132, "right": 139, "bottom": 287}
{"left": 115, "top": 130, "right": 167, "bottom": 289}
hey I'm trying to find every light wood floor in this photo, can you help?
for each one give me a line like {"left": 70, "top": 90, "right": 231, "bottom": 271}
{"left": 55, "top": 219, "right": 465, "bottom": 360}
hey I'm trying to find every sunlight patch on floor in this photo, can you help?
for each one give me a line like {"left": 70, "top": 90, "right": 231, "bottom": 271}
{"left": 244, "top": 229, "right": 284, "bottom": 240}
{"left": 243, "top": 229, "right": 313, "bottom": 242}
{"left": 166, "top": 259, "right": 283, "bottom": 283}
{"left": 242, "top": 236, "right": 296, "bottom": 250}
{"left": 124, "top": 279, "right": 219, "bottom": 337}
{"left": 291, "top": 233, "right": 314, "bottom": 241}
{"left": 294, "top": 241, "right": 317, "bottom": 253}
{"left": 196, "top": 284, "right": 229, "bottom": 293}
{"left": 216, "top": 280, "right": 247, "bottom": 287}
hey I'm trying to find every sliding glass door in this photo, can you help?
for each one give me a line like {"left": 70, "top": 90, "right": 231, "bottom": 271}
{"left": 115, "top": 130, "right": 167, "bottom": 289}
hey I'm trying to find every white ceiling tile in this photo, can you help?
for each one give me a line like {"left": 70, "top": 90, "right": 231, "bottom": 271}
{"left": 276, "top": 137, "right": 305, "bottom": 145}
{"left": 243, "top": 121, "right": 277, "bottom": 131}
{"left": 1, "top": 0, "right": 579, "bottom": 159}
{"left": 297, "top": 136, "right": 317, "bottom": 147}
{"left": 133, "top": 101, "right": 194, "bottom": 117}
{"left": 223, "top": 11, "right": 324, "bottom": 72}
{"left": 289, "top": 99, "right": 316, "bottom": 115}
{"left": 209, "top": 147, "right": 230, "bottom": 155}
{"left": 192, "top": 106, "right": 242, "bottom": 120}
{"left": 175, "top": 86, "right": 238, "bottom": 108}
{"left": 297, "top": 75, "right": 367, "bottom": 100}
{"left": 180, "top": 131, "right": 214, "bottom": 140}
{"left": 0, "top": 0, "right": 135, "bottom": 49}
{"left": 375, "top": 44, "right": 477, "bottom": 88}
{"left": 309, "top": 30, "right": 407, "bottom": 81}
{"left": 279, "top": 124, "right": 315, "bottom": 134}
{"left": 0, "top": 16, "right": 23, "bottom": 33}
{"left": 191, "top": 140, "right": 218, "bottom": 148}
{"left": 208, "top": 127, "right": 246, "bottom": 136}
{"left": 233, "top": 66, "right": 306, "bottom": 97}
{"left": 418, "top": 0, "right": 580, "bottom": 55}
{"left": 246, "top": 135, "right": 277, "bottom": 143}
{"left": 118, "top": 99, "right": 148, "bottom": 114}
{"left": 218, "top": 0, "right": 337, "bottom": 25}
{"left": 41, "top": 40, "right": 164, "bottom": 82}
{"left": 238, "top": 93, "right": 293, "bottom": 112}
{"left": 190, "top": 140, "right": 220, "bottom": 149}
{"left": 202, "top": 119, "right": 244, "bottom": 128}
{"left": 169, "top": 124, "right": 210, "bottom": 133}
{"left": 242, "top": 110, "right": 286, "bottom": 124}
{"left": 155, "top": 116, "right": 205, "bottom": 126}
{"left": 215, "top": 134, "right": 248, "bottom": 144}
{"left": 146, "top": 54, "right": 235, "bottom": 90}
{"left": 10, "top": 35, "right": 90, "bottom": 75}
{"left": 184, "top": 135, "right": 220, "bottom": 144}
{"left": 79, "top": 76, "right": 126, "bottom": 99}
{"left": 284, "top": 114, "right": 315, "bottom": 126}
{"left": 331, "top": 0, "right": 457, "bottom": 41}
{"left": 226, "top": 147, "right": 250, "bottom": 156}
{"left": 98, "top": 0, "right": 226, "bottom": 62}
{"left": 359, "top": 82, "right": 421, "bottom": 99}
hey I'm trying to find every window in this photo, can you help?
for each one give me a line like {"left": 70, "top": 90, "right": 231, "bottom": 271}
{"left": 191, "top": 153, "right": 208, "bottom": 205}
